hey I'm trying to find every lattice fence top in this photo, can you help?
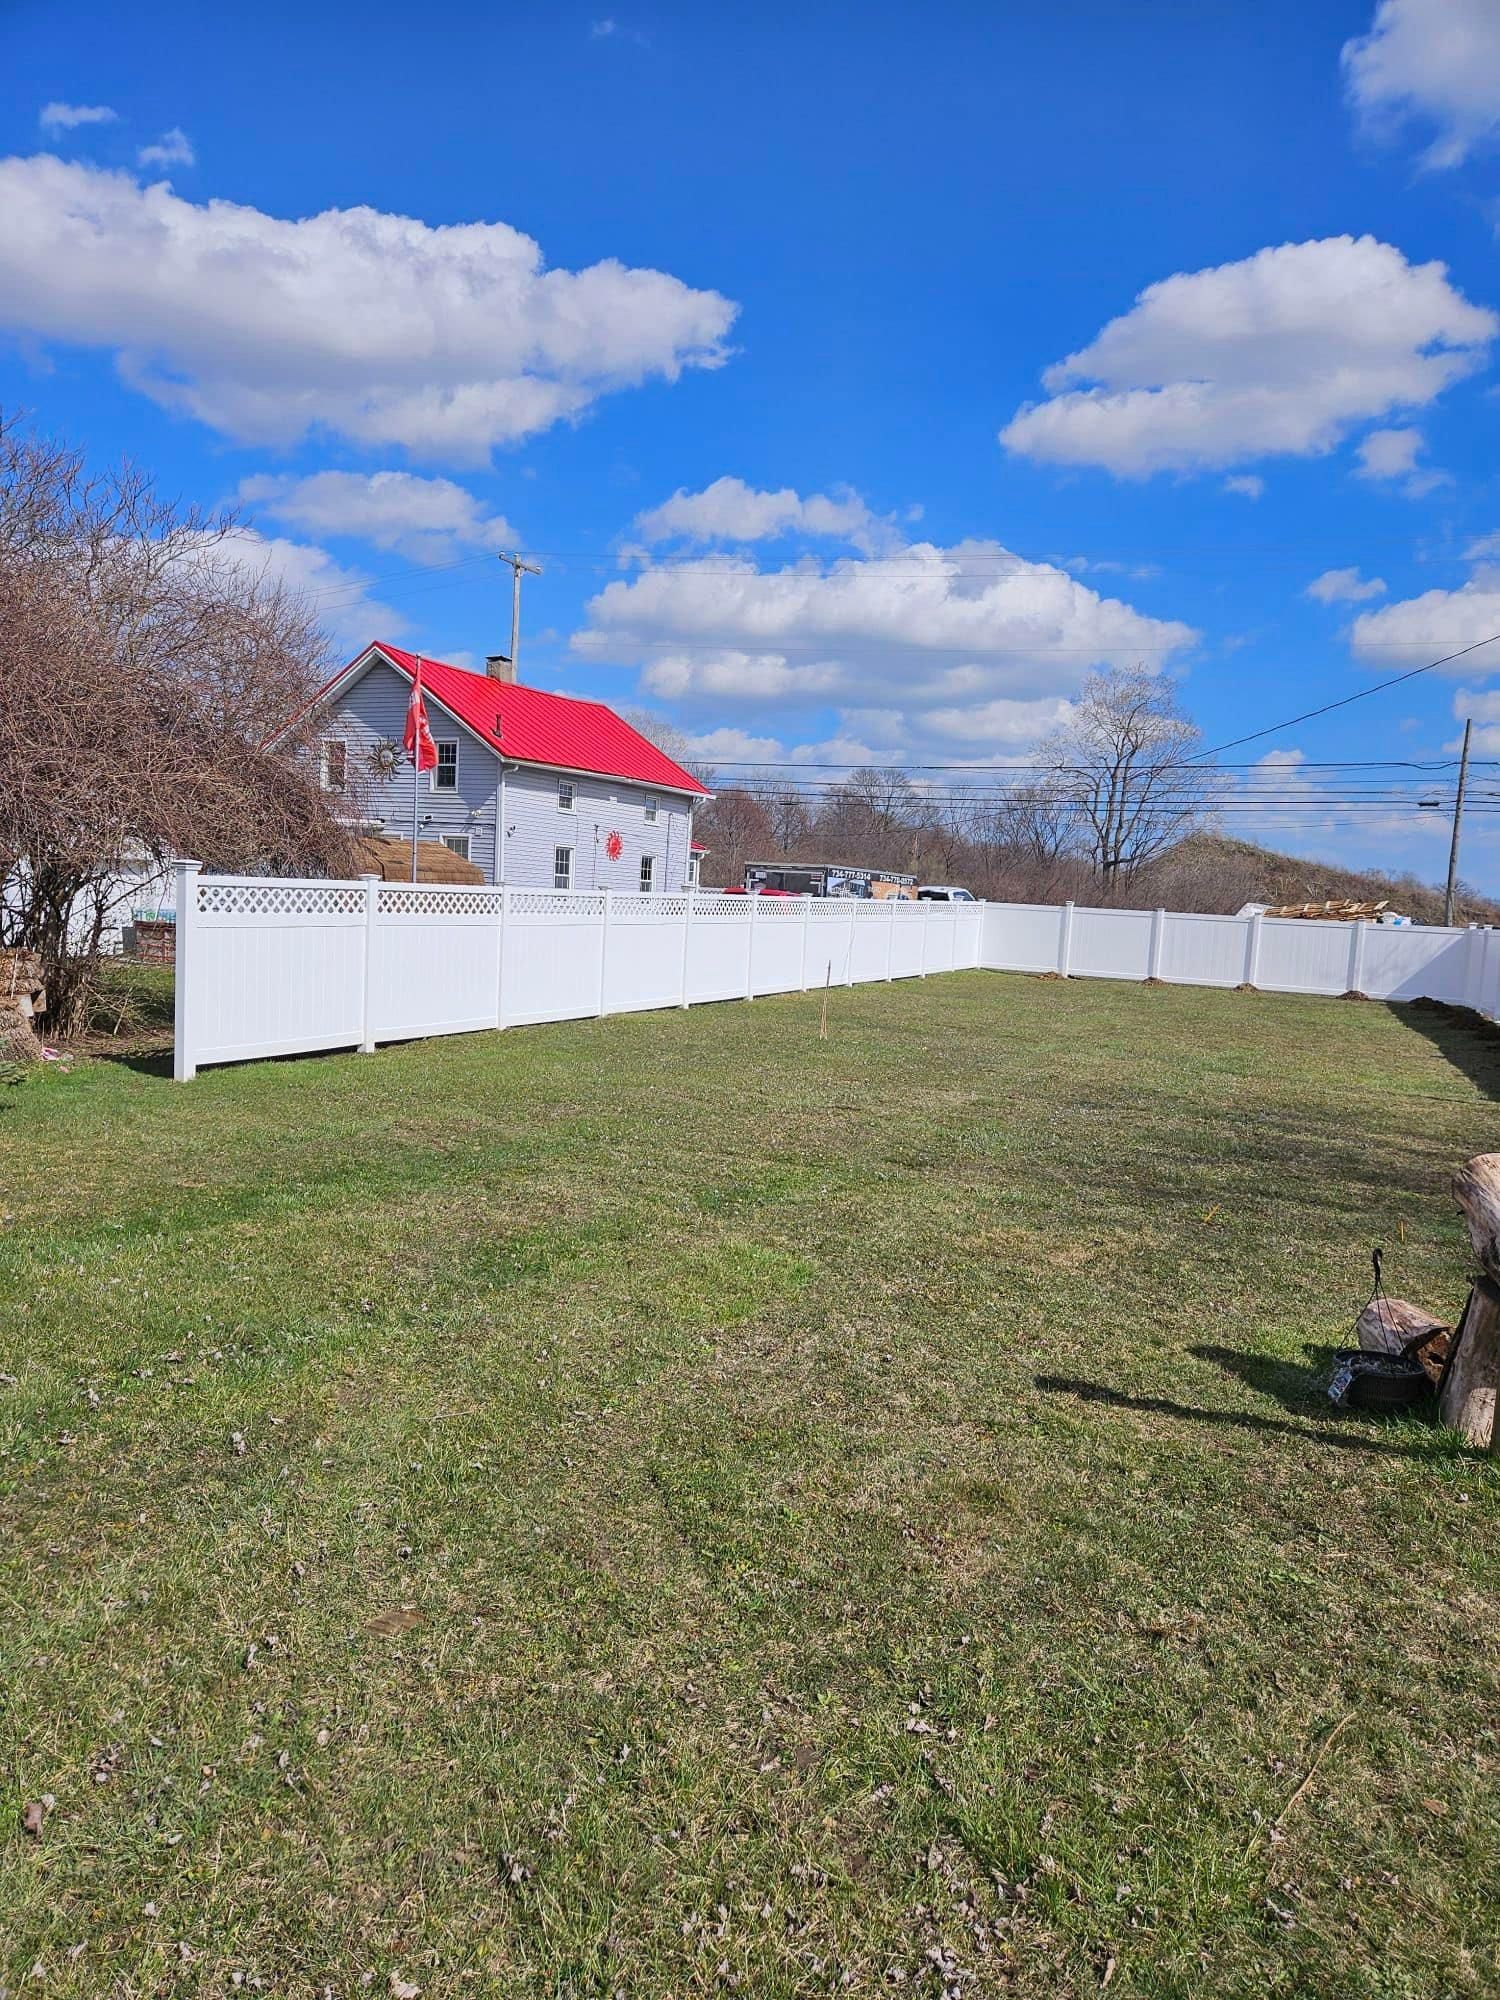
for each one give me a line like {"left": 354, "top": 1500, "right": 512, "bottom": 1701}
{"left": 692, "top": 895, "right": 754, "bottom": 920}
{"left": 509, "top": 891, "right": 607, "bottom": 918}
{"left": 614, "top": 895, "right": 690, "bottom": 921}
{"left": 809, "top": 900, "right": 857, "bottom": 920}
{"left": 756, "top": 897, "right": 804, "bottom": 919}
{"left": 197, "top": 881, "right": 365, "bottom": 918}
{"left": 378, "top": 887, "right": 503, "bottom": 918}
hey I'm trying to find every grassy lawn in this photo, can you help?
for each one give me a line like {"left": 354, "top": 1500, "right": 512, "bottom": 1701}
{"left": 1, "top": 972, "right": 1497, "bottom": 1998}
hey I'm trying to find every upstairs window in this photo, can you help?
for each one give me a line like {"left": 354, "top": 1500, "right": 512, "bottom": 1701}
{"left": 432, "top": 741, "right": 458, "bottom": 791}
{"left": 319, "top": 738, "right": 347, "bottom": 793}
{"left": 554, "top": 845, "right": 573, "bottom": 890}
{"left": 558, "top": 779, "right": 576, "bottom": 812}
{"left": 644, "top": 793, "right": 659, "bottom": 823}
{"left": 639, "top": 854, "right": 655, "bottom": 894}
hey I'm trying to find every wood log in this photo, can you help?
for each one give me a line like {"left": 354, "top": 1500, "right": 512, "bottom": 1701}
{"left": 1355, "top": 1296, "right": 1448, "bottom": 1362}
{"left": 1440, "top": 1278, "right": 1500, "bottom": 1451}
{"left": 1452, "top": 1154, "right": 1500, "bottom": 1284}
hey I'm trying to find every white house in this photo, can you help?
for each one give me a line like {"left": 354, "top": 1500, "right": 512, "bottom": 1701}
{"left": 294, "top": 642, "right": 711, "bottom": 891}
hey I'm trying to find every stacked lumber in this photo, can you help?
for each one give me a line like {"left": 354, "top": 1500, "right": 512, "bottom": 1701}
{"left": 1264, "top": 897, "right": 1389, "bottom": 921}
{"left": 0, "top": 949, "right": 46, "bottom": 1063}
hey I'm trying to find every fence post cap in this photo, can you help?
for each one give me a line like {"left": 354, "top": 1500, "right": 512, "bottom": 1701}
{"left": 176, "top": 858, "right": 203, "bottom": 873}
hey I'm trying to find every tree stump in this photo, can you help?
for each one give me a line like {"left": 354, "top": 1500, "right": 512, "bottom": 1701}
{"left": 1441, "top": 1278, "right": 1500, "bottom": 1451}
{"left": 1355, "top": 1297, "right": 1449, "bottom": 1382}
{"left": 1452, "top": 1154, "right": 1500, "bottom": 1284}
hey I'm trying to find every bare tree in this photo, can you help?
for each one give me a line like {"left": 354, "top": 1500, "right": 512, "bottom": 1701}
{"left": 692, "top": 787, "right": 774, "bottom": 886}
{"left": 1040, "top": 668, "right": 1216, "bottom": 889}
{"left": 0, "top": 414, "right": 355, "bottom": 1035}
{"left": 618, "top": 706, "right": 713, "bottom": 790}
{"left": 745, "top": 772, "right": 813, "bottom": 855}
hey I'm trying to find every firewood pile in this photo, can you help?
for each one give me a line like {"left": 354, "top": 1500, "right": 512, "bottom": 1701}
{"left": 1350, "top": 1152, "right": 1500, "bottom": 1451}
{"left": 0, "top": 949, "right": 47, "bottom": 1064}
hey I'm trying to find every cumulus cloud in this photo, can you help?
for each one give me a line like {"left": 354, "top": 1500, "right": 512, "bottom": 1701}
{"left": 1353, "top": 424, "right": 1449, "bottom": 494}
{"left": 1349, "top": 539, "right": 1500, "bottom": 671}
{"left": 999, "top": 236, "right": 1495, "bottom": 478}
{"left": 1343, "top": 0, "right": 1500, "bottom": 169}
{"left": 1451, "top": 685, "right": 1500, "bottom": 753}
{"left": 1306, "top": 567, "right": 1387, "bottom": 604}
{"left": 237, "top": 470, "right": 513, "bottom": 566}
{"left": 1223, "top": 474, "right": 1265, "bottom": 500}
{"left": 635, "top": 476, "right": 886, "bottom": 549}
{"left": 572, "top": 537, "right": 1196, "bottom": 757}
{"left": 138, "top": 128, "right": 195, "bottom": 170}
{"left": 0, "top": 156, "right": 737, "bottom": 462}
{"left": 39, "top": 102, "right": 116, "bottom": 133}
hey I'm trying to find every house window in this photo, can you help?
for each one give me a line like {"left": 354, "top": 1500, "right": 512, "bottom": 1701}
{"left": 554, "top": 845, "right": 573, "bottom": 890}
{"left": 319, "top": 738, "right": 348, "bottom": 793}
{"left": 639, "top": 854, "right": 655, "bottom": 894}
{"left": 440, "top": 834, "right": 471, "bottom": 861}
{"left": 558, "top": 779, "right": 575, "bottom": 812}
{"left": 431, "top": 741, "right": 458, "bottom": 791}
{"left": 687, "top": 853, "right": 702, "bottom": 888}
{"left": 644, "top": 793, "right": 659, "bottom": 824}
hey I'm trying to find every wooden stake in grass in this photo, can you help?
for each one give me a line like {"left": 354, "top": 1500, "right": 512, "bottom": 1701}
{"left": 819, "top": 962, "right": 832, "bottom": 1041}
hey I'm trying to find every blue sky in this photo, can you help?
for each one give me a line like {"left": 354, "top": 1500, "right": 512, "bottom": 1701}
{"left": 7, "top": 0, "right": 1500, "bottom": 879}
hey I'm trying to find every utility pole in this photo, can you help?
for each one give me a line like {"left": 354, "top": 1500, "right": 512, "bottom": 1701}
{"left": 497, "top": 551, "right": 542, "bottom": 681}
{"left": 1445, "top": 716, "right": 1473, "bottom": 928}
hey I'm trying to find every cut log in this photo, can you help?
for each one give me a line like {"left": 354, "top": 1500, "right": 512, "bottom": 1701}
{"left": 1452, "top": 1154, "right": 1500, "bottom": 1285}
{"left": 1355, "top": 1296, "right": 1448, "bottom": 1362}
{"left": 1440, "top": 1278, "right": 1500, "bottom": 1451}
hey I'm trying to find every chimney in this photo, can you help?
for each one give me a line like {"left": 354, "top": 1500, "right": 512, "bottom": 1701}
{"left": 486, "top": 652, "right": 515, "bottom": 682}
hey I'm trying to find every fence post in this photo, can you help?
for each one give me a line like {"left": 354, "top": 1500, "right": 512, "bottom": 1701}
{"left": 885, "top": 899, "right": 896, "bottom": 981}
{"left": 1346, "top": 919, "right": 1366, "bottom": 997}
{"left": 598, "top": 890, "right": 612, "bottom": 1016}
{"left": 1464, "top": 925, "right": 1485, "bottom": 1011}
{"left": 171, "top": 860, "right": 202, "bottom": 1082}
{"left": 359, "top": 873, "right": 380, "bottom": 1053}
{"left": 800, "top": 896, "right": 812, "bottom": 990}
{"left": 1148, "top": 907, "right": 1166, "bottom": 981}
{"left": 679, "top": 890, "right": 693, "bottom": 1008}
{"left": 1244, "top": 909, "right": 1264, "bottom": 989}
{"left": 918, "top": 902, "right": 930, "bottom": 979}
{"left": 746, "top": 891, "right": 759, "bottom": 1000}
{"left": 1058, "top": 900, "right": 1075, "bottom": 977}
{"left": 497, "top": 884, "right": 511, "bottom": 1029}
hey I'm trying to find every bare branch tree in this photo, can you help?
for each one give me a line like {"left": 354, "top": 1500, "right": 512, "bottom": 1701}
{"left": 1040, "top": 668, "right": 1218, "bottom": 889}
{"left": 0, "top": 413, "right": 356, "bottom": 1035}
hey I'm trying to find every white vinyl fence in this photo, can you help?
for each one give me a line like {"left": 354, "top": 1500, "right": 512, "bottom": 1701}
{"left": 981, "top": 898, "right": 1500, "bottom": 1011}
{"left": 172, "top": 863, "right": 984, "bottom": 1078}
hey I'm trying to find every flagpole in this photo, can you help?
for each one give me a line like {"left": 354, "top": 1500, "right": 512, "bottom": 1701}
{"left": 411, "top": 655, "right": 421, "bottom": 884}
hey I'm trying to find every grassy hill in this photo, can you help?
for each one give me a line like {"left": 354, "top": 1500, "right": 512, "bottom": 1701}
{"left": 1145, "top": 832, "right": 1500, "bottom": 926}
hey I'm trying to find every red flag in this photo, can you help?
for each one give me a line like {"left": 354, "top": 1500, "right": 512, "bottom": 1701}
{"left": 404, "top": 656, "right": 438, "bottom": 773}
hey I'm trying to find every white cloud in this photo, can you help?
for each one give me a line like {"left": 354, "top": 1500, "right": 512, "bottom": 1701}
{"left": 237, "top": 470, "right": 514, "bottom": 565}
{"left": 1353, "top": 424, "right": 1450, "bottom": 495}
{"left": 573, "top": 537, "right": 1197, "bottom": 757}
{"left": 1343, "top": 0, "right": 1500, "bottom": 169}
{"left": 1223, "top": 474, "right": 1265, "bottom": 500}
{"left": 635, "top": 476, "right": 885, "bottom": 549}
{"left": 208, "top": 529, "right": 409, "bottom": 655}
{"left": 1000, "top": 236, "right": 1496, "bottom": 478}
{"left": 0, "top": 156, "right": 737, "bottom": 462}
{"left": 1349, "top": 540, "right": 1500, "bottom": 670}
{"left": 138, "top": 128, "right": 195, "bottom": 170}
{"left": 1451, "top": 685, "right": 1500, "bottom": 752}
{"left": 591, "top": 18, "right": 617, "bottom": 34}
{"left": 39, "top": 102, "right": 117, "bottom": 134}
{"left": 1306, "top": 567, "right": 1388, "bottom": 604}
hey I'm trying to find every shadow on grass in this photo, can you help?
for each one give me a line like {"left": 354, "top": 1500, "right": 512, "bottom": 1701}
{"left": 1189, "top": 1341, "right": 1341, "bottom": 1414}
{"left": 1035, "top": 1373, "right": 1435, "bottom": 1459}
{"left": 1390, "top": 998, "right": 1500, "bottom": 1100}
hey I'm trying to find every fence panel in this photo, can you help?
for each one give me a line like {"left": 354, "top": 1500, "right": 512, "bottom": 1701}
{"left": 605, "top": 895, "right": 693, "bottom": 1014}
{"left": 686, "top": 895, "right": 754, "bottom": 1004}
{"left": 750, "top": 898, "right": 808, "bottom": 995}
{"left": 982, "top": 902, "right": 1067, "bottom": 972}
{"left": 1155, "top": 913, "right": 1250, "bottom": 989}
{"left": 369, "top": 884, "right": 505, "bottom": 1042}
{"left": 1070, "top": 907, "right": 1154, "bottom": 982}
{"left": 500, "top": 891, "right": 605, "bottom": 1026}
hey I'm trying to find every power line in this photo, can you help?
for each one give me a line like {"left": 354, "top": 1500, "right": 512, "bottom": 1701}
{"left": 1193, "top": 629, "right": 1500, "bottom": 759}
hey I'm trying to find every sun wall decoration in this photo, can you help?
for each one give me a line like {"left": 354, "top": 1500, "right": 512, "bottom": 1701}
{"left": 605, "top": 830, "right": 623, "bottom": 861}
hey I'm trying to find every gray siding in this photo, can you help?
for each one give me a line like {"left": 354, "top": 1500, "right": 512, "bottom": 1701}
{"left": 323, "top": 660, "right": 696, "bottom": 889}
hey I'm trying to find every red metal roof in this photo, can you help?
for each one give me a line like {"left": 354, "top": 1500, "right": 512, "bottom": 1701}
{"left": 346, "top": 644, "right": 710, "bottom": 797}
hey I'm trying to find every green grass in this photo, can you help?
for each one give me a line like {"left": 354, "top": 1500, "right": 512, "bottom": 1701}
{"left": 1, "top": 973, "right": 1496, "bottom": 1998}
